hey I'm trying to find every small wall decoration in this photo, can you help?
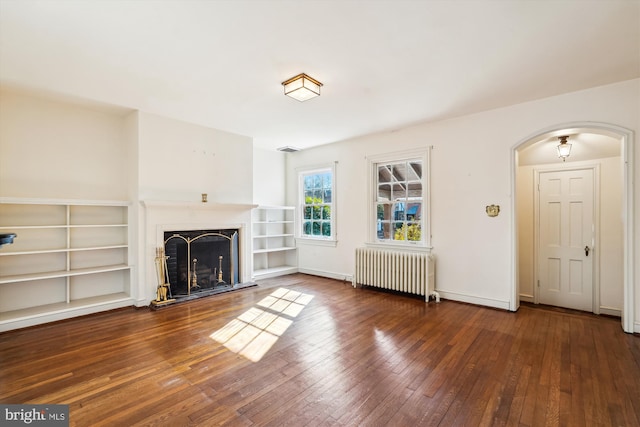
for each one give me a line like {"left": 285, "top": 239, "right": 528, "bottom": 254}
{"left": 201, "top": 193, "right": 208, "bottom": 203}
{"left": 486, "top": 204, "right": 500, "bottom": 217}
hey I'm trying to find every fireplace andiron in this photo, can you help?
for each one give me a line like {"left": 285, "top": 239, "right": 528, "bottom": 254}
{"left": 217, "top": 255, "right": 225, "bottom": 284}
{"left": 191, "top": 258, "right": 200, "bottom": 289}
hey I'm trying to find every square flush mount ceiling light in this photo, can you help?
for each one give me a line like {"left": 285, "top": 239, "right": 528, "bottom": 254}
{"left": 282, "top": 73, "right": 322, "bottom": 102}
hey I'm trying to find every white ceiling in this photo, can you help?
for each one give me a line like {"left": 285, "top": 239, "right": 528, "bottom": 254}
{"left": 1, "top": 0, "right": 638, "bottom": 151}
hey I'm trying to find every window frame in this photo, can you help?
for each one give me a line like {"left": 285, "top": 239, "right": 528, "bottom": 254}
{"left": 297, "top": 163, "right": 337, "bottom": 246}
{"left": 367, "top": 148, "right": 431, "bottom": 250}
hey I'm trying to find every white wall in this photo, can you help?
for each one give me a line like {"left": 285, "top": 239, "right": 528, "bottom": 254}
{"left": 135, "top": 112, "right": 255, "bottom": 303}
{"left": 0, "top": 90, "right": 130, "bottom": 200}
{"left": 517, "top": 156, "right": 624, "bottom": 314}
{"left": 286, "top": 79, "right": 639, "bottom": 316}
{"left": 253, "top": 147, "right": 286, "bottom": 206}
{"left": 599, "top": 157, "right": 625, "bottom": 312}
{"left": 137, "top": 112, "right": 253, "bottom": 204}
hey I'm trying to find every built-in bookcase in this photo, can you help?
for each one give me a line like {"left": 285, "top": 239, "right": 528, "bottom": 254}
{"left": 252, "top": 206, "right": 297, "bottom": 279}
{"left": 0, "top": 198, "right": 133, "bottom": 331}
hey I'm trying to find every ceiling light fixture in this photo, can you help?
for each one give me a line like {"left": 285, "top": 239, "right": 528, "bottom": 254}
{"left": 282, "top": 73, "right": 322, "bottom": 102}
{"left": 557, "top": 135, "right": 572, "bottom": 161}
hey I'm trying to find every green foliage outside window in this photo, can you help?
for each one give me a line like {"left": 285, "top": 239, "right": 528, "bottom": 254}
{"left": 394, "top": 223, "right": 422, "bottom": 241}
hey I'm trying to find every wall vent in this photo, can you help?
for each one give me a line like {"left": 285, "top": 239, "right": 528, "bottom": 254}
{"left": 277, "top": 146, "right": 300, "bottom": 153}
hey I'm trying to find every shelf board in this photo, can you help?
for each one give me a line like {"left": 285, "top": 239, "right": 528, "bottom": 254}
{"left": 0, "top": 244, "right": 128, "bottom": 256}
{"left": 68, "top": 224, "right": 128, "bottom": 228}
{"left": 254, "top": 206, "right": 295, "bottom": 210}
{"left": 0, "top": 225, "right": 68, "bottom": 230}
{"left": 253, "top": 220, "right": 293, "bottom": 224}
{"left": 0, "top": 197, "right": 130, "bottom": 206}
{"left": 253, "top": 234, "right": 294, "bottom": 239}
{"left": 252, "top": 246, "right": 296, "bottom": 254}
{"left": 69, "top": 245, "right": 128, "bottom": 252}
{"left": 0, "top": 264, "right": 131, "bottom": 284}
{"left": 0, "top": 224, "right": 127, "bottom": 230}
{"left": 253, "top": 266, "right": 298, "bottom": 279}
{"left": 0, "top": 292, "right": 132, "bottom": 323}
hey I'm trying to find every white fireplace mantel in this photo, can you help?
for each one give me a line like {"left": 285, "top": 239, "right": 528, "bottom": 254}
{"left": 137, "top": 199, "right": 257, "bottom": 305}
{"left": 141, "top": 200, "right": 258, "bottom": 210}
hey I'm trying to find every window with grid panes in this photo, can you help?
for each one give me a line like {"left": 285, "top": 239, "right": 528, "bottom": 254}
{"left": 375, "top": 159, "right": 423, "bottom": 243}
{"left": 300, "top": 168, "right": 334, "bottom": 239}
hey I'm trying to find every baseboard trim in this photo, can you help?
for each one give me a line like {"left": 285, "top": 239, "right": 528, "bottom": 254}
{"left": 436, "top": 289, "right": 511, "bottom": 310}
{"left": 301, "top": 269, "right": 510, "bottom": 310}
{"left": 135, "top": 298, "right": 149, "bottom": 307}
{"left": 634, "top": 321, "right": 640, "bottom": 334}
{"left": 519, "top": 294, "right": 534, "bottom": 303}
{"left": 297, "top": 268, "right": 353, "bottom": 283}
{"left": 599, "top": 306, "right": 622, "bottom": 317}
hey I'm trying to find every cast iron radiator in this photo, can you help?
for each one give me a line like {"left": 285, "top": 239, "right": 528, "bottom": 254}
{"left": 354, "top": 248, "right": 439, "bottom": 302}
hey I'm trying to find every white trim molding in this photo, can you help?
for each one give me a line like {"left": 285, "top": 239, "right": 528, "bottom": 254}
{"left": 296, "top": 162, "right": 337, "bottom": 243}
{"left": 297, "top": 267, "right": 353, "bottom": 283}
{"left": 435, "top": 289, "right": 511, "bottom": 310}
{"left": 366, "top": 147, "right": 432, "bottom": 248}
{"left": 511, "top": 122, "right": 634, "bottom": 333}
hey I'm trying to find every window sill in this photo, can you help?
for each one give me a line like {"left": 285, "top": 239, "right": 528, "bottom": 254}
{"left": 296, "top": 237, "right": 338, "bottom": 247}
{"left": 365, "top": 242, "right": 432, "bottom": 253}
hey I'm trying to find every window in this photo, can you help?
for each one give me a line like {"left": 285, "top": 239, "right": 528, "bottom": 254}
{"left": 370, "top": 149, "right": 429, "bottom": 247}
{"left": 299, "top": 165, "right": 335, "bottom": 242}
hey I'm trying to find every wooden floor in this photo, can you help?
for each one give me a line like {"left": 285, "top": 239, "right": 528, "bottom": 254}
{"left": 1, "top": 274, "right": 639, "bottom": 426}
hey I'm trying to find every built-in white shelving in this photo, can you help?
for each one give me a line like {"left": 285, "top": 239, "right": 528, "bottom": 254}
{"left": 252, "top": 206, "right": 297, "bottom": 279}
{"left": 0, "top": 198, "right": 133, "bottom": 331}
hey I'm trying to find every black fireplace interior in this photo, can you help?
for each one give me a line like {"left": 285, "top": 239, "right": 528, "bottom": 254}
{"left": 164, "top": 229, "right": 239, "bottom": 297}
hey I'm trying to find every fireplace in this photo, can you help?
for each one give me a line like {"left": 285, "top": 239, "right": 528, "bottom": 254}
{"left": 141, "top": 200, "right": 257, "bottom": 308}
{"left": 162, "top": 229, "right": 239, "bottom": 300}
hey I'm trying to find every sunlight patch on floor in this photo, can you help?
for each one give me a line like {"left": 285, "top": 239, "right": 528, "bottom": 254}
{"left": 374, "top": 327, "right": 401, "bottom": 358}
{"left": 210, "top": 288, "right": 314, "bottom": 362}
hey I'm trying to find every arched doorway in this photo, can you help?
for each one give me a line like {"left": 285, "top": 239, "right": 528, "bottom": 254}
{"left": 510, "top": 122, "right": 634, "bottom": 333}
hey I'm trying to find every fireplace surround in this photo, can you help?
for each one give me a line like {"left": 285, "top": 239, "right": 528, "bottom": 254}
{"left": 141, "top": 200, "right": 257, "bottom": 308}
{"left": 163, "top": 228, "right": 239, "bottom": 298}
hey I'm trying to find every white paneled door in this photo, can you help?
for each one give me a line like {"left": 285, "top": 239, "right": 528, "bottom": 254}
{"left": 538, "top": 169, "right": 594, "bottom": 311}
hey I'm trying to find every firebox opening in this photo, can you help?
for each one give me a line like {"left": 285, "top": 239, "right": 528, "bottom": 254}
{"left": 163, "top": 229, "right": 240, "bottom": 299}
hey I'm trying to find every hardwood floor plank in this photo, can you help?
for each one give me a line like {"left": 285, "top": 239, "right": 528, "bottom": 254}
{"left": 491, "top": 309, "right": 533, "bottom": 425}
{"left": 1, "top": 274, "right": 638, "bottom": 426}
{"left": 518, "top": 311, "right": 548, "bottom": 426}
{"left": 506, "top": 364, "right": 532, "bottom": 426}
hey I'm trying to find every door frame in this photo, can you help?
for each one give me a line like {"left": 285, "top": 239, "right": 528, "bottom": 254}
{"left": 510, "top": 122, "right": 634, "bottom": 333}
{"left": 533, "top": 165, "right": 600, "bottom": 312}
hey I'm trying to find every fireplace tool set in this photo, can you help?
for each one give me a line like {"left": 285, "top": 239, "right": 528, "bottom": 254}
{"left": 152, "top": 247, "right": 175, "bottom": 306}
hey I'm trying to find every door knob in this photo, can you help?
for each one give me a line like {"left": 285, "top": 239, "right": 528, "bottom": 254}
{"left": 585, "top": 245, "right": 590, "bottom": 256}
